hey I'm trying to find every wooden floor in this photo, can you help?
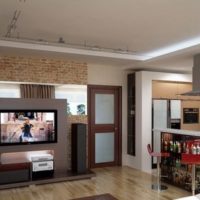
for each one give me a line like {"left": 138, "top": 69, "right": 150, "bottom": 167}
{"left": 0, "top": 166, "right": 191, "bottom": 200}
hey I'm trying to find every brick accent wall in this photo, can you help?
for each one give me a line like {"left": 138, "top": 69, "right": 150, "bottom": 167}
{"left": 0, "top": 56, "right": 87, "bottom": 84}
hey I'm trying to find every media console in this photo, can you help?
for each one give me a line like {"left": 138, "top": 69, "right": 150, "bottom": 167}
{"left": 0, "top": 152, "right": 54, "bottom": 184}
{"left": 0, "top": 150, "right": 95, "bottom": 189}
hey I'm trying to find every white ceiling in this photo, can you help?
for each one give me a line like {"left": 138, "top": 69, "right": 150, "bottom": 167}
{"left": 1, "top": 0, "right": 200, "bottom": 72}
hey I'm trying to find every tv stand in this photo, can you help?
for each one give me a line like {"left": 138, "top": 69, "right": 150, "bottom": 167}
{"left": 0, "top": 151, "right": 54, "bottom": 185}
{"left": 0, "top": 151, "right": 95, "bottom": 189}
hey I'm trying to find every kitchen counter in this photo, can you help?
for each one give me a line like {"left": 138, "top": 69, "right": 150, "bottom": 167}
{"left": 153, "top": 128, "right": 200, "bottom": 137}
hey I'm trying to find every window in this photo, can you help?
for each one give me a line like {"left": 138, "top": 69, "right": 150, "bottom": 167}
{"left": 0, "top": 83, "right": 20, "bottom": 98}
{"left": 55, "top": 85, "right": 87, "bottom": 115}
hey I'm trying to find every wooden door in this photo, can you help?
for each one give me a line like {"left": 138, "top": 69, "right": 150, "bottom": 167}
{"left": 88, "top": 85, "right": 122, "bottom": 168}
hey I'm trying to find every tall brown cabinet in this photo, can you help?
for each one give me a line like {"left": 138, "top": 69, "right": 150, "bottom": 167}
{"left": 127, "top": 73, "right": 136, "bottom": 155}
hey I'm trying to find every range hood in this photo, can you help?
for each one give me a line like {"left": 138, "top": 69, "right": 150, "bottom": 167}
{"left": 182, "top": 54, "right": 200, "bottom": 96}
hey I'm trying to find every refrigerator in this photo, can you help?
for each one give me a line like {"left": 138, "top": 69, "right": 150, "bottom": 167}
{"left": 152, "top": 99, "right": 181, "bottom": 166}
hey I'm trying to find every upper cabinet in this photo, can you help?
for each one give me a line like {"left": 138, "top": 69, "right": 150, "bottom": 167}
{"left": 170, "top": 100, "right": 181, "bottom": 119}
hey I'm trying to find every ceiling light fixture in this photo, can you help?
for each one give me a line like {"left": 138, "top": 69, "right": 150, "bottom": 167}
{"left": 5, "top": 10, "right": 21, "bottom": 38}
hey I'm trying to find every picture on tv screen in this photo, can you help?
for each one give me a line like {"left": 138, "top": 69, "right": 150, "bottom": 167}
{"left": 0, "top": 110, "right": 57, "bottom": 145}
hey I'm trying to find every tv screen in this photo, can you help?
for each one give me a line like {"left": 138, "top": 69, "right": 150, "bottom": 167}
{"left": 0, "top": 110, "right": 57, "bottom": 145}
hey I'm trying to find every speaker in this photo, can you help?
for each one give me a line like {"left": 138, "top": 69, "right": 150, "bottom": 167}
{"left": 71, "top": 123, "right": 87, "bottom": 173}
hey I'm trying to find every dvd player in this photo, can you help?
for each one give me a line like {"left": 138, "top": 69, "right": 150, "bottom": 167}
{"left": 29, "top": 153, "right": 53, "bottom": 162}
{"left": 32, "top": 160, "right": 54, "bottom": 172}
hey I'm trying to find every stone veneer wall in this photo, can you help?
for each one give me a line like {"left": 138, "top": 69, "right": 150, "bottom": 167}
{"left": 0, "top": 56, "right": 87, "bottom": 84}
{"left": 0, "top": 55, "right": 88, "bottom": 170}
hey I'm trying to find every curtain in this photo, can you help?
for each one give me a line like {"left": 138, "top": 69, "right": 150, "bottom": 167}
{"left": 20, "top": 84, "right": 55, "bottom": 99}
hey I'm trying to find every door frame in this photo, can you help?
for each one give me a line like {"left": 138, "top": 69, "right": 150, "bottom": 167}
{"left": 88, "top": 85, "right": 122, "bottom": 168}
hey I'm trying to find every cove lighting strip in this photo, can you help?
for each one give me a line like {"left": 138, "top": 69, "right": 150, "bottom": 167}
{"left": 0, "top": 39, "right": 147, "bottom": 61}
{"left": 144, "top": 36, "right": 200, "bottom": 60}
{"left": 1, "top": 36, "right": 200, "bottom": 61}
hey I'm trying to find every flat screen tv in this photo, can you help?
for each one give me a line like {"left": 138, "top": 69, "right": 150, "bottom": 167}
{"left": 0, "top": 110, "right": 57, "bottom": 145}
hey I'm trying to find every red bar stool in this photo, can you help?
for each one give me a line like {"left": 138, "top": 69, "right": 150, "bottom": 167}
{"left": 181, "top": 153, "right": 200, "bottom": 196}
{"left": 147, "top": 144, "right": 170, "bottom": 191}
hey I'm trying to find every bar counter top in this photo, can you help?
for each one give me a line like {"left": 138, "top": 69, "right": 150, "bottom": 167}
{"left": 154, "top": 128, "right": 200, "bottom": 137}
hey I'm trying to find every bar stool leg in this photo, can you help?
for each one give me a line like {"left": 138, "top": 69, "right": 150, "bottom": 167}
{"left": 152, "top": 157, "right": 168, "bottom": 191}
{"left": 157, "top": 156, "right": 160, "bottom": 187}
{"left": 192, "top": 164, "right": 196, "bottom": 196}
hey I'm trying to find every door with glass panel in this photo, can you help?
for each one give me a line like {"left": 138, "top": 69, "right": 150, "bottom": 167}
{"left": 88, "top": 85, "right": 122, "bottom": 168}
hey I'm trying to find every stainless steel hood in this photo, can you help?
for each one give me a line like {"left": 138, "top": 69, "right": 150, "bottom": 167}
{"left": 182, "top": 54, "right": 200, "bottom": 96}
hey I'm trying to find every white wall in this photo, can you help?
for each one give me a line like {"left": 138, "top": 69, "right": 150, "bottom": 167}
{"left": 126, "top": 71, "right": 192, "bottom": 173}
{"left": 88, "top": 64, "right": 130, "bottom": 165}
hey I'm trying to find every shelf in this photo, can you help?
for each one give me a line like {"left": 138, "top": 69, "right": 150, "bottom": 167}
{"left": 127, "top": 73, "right": 136, "bottom": 156}
{"left": 0, "top": 162, "right": 30, "bottom": 171}
{"left": 128, "top": 96, "right": 135, "bottom": 98}
{"left": 161, "top": 132, "right": 200, "bottom": 192}
{"left": 171, "top": 152, "right": 182, "bottom": 154}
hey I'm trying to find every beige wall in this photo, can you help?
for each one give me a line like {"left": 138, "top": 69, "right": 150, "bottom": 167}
{"left": 88, "top": 64, "right": 126, "bottom": 86}
{"left": 0, "top": 56, "right": 87, "bottom": 84}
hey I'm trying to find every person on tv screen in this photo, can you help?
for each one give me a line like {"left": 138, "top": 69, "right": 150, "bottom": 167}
{"left": 19, "top": 118, "right": 34, "bottom": 142}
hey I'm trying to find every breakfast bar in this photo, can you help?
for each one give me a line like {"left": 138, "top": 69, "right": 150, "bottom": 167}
{"left": 154, "top": 128, "right": 200, "bottom": 194}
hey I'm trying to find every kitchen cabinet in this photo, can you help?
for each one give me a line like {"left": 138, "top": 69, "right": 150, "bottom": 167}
{"left": 170, "top": 100, "right": 181, "bottom": 119}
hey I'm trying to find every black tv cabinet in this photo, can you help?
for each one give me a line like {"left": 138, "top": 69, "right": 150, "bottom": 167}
{"left": 0, "top": 162, "right": 30, "bottom": 184}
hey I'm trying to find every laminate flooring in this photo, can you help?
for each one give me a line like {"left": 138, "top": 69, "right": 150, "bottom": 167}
{"left": 0, "top": 167, "right": 191, "bottom": 200}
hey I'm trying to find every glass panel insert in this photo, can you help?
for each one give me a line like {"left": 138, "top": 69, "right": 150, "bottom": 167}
{"left": 95, "top": 94, "right": 114, "bottom": 124}
{"left": 95, "top": 132, "right": 114, "bottom": 163}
